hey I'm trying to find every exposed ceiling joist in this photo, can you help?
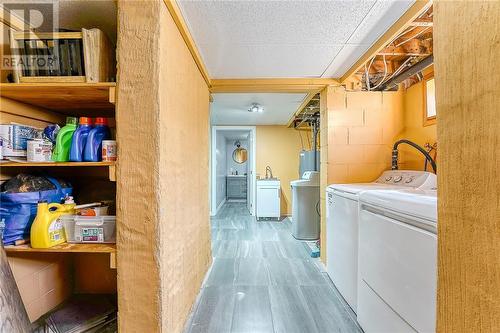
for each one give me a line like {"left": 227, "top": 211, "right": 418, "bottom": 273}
{"left": 339, "top": 0, "right": 432, "bottom": 83}
{"left": 409, "top": 18, "right": 433, "bottom": 27}
{"left": 286, "top": 91, "right": 317, "bottom": 127}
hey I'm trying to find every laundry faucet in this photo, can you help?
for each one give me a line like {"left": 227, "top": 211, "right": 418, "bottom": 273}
{"left": 265, "top": 166, "right": 273, "bottom": 179}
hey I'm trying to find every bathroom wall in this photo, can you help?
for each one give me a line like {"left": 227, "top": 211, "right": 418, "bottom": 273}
{"left": 256, "top": 126, "right": 306, "bottom": 215}
{"left": 398, "top": 67, "right": 437, "bottom": 171}
{"left": 226, "top": 139, "right": 248, "bottom": 175}
{"left": 215, "top": 131, "right": 227, "bottom": 208}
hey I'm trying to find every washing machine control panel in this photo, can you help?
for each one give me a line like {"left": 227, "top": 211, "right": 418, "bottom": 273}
{"left": 376, "top": 170, "right": 437, "bottom": 189}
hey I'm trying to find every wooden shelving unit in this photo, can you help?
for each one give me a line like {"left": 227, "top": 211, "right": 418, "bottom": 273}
{"left": 0, "top": 82, "right": 116, "bottom": 115}
{"left": 4, "top": 243, "right": 116, "bottom": 254}
{"left": 0, "top": 161, "right": 114, "bottom": 167}
{"left": 4, "top": 243, "right": 117, "bottom": 269}
{"left": 1, "top": 81, "right": 119, "bottom": 316}
{"left": 0, "top": 161, "right": 116, "bottom": 181}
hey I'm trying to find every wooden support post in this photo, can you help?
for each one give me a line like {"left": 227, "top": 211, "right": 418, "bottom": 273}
{"left": 434, "top": 2, "right": 500, "bottom": 332}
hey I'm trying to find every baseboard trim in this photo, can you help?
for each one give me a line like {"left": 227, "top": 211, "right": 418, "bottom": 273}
{"left": 215, "top": 198, "right": 226, "bottom": 215}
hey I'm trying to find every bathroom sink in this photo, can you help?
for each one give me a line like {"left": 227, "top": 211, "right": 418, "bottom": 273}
{"left": 257, "top": 178, "right": 280, "bottom": 186}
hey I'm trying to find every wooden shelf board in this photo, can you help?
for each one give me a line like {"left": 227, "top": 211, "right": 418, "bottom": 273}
{"left": 4, "top": 243, "right": 116, "bottom": 254}
{"left": 0, "top": 82, "right": 116, "bottom": 113}
{"left": 0, "top": 161, "right": 114, "bottom": 167}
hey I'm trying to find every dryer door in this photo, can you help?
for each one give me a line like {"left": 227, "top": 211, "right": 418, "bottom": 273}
{"left": 358, "top": 208, "right": 437, "bottom": 333}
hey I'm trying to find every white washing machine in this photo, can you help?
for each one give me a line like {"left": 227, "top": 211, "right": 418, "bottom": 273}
{"left": 326, "top": 170, "right": 436, "bottom": 313}
{"left": 357, "top": 189, "right": 437, "bottom": 333}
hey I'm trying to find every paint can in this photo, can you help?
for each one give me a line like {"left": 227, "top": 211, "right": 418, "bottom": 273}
{"left": 101, "top": 140, "right": 117, "bottom": 161}
{"left": 27, "top": 139, "right": 52, "bottom": 162}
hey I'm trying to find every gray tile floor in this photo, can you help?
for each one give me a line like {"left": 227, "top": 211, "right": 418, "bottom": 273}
{"left": 184, "top": 202, "right": 362, "bottom": 333}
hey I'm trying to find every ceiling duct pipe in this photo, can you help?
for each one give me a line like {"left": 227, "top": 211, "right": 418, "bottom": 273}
{"left": 379, "top": 55, "right": 434, "bottom": 91}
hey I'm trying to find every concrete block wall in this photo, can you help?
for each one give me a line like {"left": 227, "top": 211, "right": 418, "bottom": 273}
{"left": 321, "top": 86, "right": 405, "bottom": 264}
{"left": 327, "top": 88, "right": 404, "bottom": 184}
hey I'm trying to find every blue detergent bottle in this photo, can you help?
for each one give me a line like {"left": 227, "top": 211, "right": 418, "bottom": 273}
{"left": 83, "top": 117, "right": 111, "bottom": 162}
{"left": 69, "top": 117, "right": 92, "bottom": 162}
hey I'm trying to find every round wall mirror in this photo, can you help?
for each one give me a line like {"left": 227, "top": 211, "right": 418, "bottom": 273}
{"left": 232, "top": 147, "right": 248, "bottom": 164}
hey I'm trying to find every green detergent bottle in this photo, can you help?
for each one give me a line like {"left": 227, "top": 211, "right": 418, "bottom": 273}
{"left": 53, "top": 117, "right": 77, "bottom": 162}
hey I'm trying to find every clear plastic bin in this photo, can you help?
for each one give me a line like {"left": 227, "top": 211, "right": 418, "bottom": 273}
{"left": 60, "top": 215, "right": 116, "bottom": 243}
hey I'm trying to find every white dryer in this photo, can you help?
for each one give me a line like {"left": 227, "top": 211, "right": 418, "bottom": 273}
{"left": 325, "top": 170, "right": 436, "bottom": 313}
{"left": 357, "top": 189, "right": 437, "bottom": 333}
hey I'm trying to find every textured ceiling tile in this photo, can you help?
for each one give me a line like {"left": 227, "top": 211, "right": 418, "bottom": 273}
{"left": 178, "top": 1, "right": 375, "bottom": 45}
{"left": 321, "top": 44, "right": 371, "bottom": 78}
{"left": 211, "top": 93, "right": 307, "bottom": 125}
{"left": 347, "top": 0, "right": 415, "bottom": 45}
{"left": 202, "top": 43, "right": 343, "bottom": 78}
{"left": 177, "top": 0, "right": 415, "bottom": 78}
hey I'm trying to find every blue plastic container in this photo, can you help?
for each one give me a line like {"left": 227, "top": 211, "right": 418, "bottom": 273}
{"left": 69, "top": 117, "right": 93, "bottom": 162}
{"left": 83, "top": 117, "right": 111, "bottom": 162}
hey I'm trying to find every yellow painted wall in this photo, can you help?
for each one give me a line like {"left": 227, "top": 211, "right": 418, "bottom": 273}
{"left": 158, "top": 3, "right": 211, "bottom": 333}
{"left": 256, "top": 126, "right": 310, "bottom": 215}
{"left": 399, "top": 75, "right": 437, "bottom": 171}
{"left": 117, "top": 1, "right": 210, "bottom": 332}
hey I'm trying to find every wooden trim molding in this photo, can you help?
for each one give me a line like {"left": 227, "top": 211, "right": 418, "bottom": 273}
{"left": 422, "top": 72, "right": 436, "bottom": 126}
{"left": 339, "top": 0, "right": 432, "bottom": 83}
{"left": 210, "top": 78, "right": 339, "bottom": 93}
{"left": 0, "top": 5, "right": 34, "bottom": 31}
{"left": 163, "top": 0, "right": 211, "bottom": 86}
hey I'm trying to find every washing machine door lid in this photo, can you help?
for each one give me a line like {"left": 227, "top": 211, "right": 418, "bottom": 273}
{"left": 329, "top": 183, "right": 404, "bottom": 196}
{"left": 291, "top": 179, "right": 319, "bottom": 187}
{"left": 359, "top": 189, "right": 437, "bottom": 223}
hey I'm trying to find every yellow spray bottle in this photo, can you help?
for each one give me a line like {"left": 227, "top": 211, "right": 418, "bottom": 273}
{"left": 30, "top": 201, "right": 75, "bottom": 248}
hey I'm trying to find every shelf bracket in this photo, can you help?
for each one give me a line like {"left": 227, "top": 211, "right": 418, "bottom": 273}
{"left": 109, "top": 86, "right": 116, "bottom": 104}
{"left": 110, "top": 252, "right": 117, "bottom": 269}
{"left": 109, "top": 164, "right": 116, "bottom": 182}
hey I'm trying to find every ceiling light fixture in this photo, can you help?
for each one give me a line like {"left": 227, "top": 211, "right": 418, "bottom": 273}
{"left": 248, "top": 103, "right": 264, "bottom": 113}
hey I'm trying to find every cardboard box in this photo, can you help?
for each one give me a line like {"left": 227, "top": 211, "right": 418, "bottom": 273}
{"left": 0, "top": 124, "right": 43, "bottom": 157}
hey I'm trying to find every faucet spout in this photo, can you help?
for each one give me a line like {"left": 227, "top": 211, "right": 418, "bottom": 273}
{"left": 265, "top": 166, "right": 273, "bottom": 179}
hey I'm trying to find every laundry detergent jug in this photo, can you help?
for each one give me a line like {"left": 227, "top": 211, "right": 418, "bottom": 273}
{"left": 30, "top": 201, "right": 75, "bottom": 248}
{"left": 83, "top": 117, "right": 110, "bottom": 162}
{"left": 70, "top": 117, "right": 93, "bottom": 162}
{"left": 53, "top": 117, "right": 77, "bottom": 162}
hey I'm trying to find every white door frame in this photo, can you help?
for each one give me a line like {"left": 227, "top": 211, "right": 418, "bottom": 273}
{"left": 211, "top": 126, "right": 257, "bottom": 216}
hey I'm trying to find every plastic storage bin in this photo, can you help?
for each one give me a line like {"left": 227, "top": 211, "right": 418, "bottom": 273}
{"left": 60, "top": 215, "right": 116, "bottom": 243}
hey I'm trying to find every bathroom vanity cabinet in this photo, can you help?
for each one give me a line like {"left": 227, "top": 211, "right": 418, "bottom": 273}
{"left": 227, "top": 175, "right": 247, "bottom": 199}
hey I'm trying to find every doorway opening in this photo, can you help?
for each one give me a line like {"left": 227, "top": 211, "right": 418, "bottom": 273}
{"left": 210, "top": 126, "right": 256, "bottom": 216}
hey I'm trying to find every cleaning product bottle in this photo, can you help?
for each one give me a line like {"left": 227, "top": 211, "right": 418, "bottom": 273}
{"left": 53, "top": 117, "right": 77, "bottom": 162}
{"left": 83, "top": 117, "right": 110, "bottom": 162}
{"left": 69, "top": 117, "right": 93, "bottom": 162}
{"left": 30, "top": 201, "right": 75, "bottom": 248}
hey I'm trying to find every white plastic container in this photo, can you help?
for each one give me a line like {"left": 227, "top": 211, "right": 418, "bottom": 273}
{"left": 27, "top": 139, "right": 52, "bottom": 162}
{"left": 61, "top": 215, "right": 116, "bottom": 243}
{"left": 101, "top": 140, "right": 117, "bottom": 161}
